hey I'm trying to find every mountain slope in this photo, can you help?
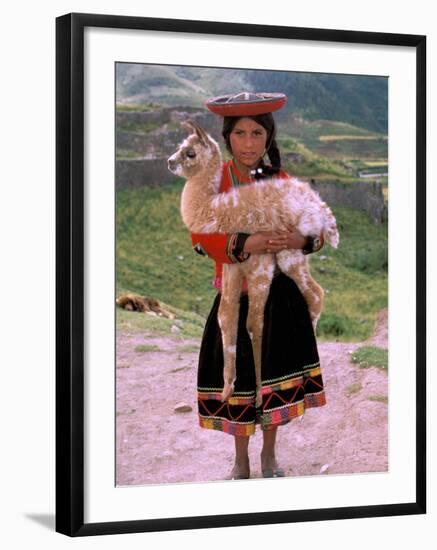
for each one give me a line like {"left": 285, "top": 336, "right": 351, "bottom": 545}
{"left": 116, "top": 64, "right": 387, "bottom": 133}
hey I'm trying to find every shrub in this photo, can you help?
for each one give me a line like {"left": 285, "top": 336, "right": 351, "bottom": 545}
{"left": 317, "top": 313, "right": 348, "bottom": 337}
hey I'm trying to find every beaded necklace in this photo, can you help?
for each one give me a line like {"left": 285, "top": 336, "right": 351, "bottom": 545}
{"left": 228, "top": 161, "right": 256, "bottom": 188}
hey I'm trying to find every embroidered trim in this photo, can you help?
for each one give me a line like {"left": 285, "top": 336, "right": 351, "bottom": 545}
{"left": 198, "top": 387, "right": 255, "bottom": 396}
{"left": 263, "top": 398, "right": 304, "bottom": 413}
{"left": 302, "top": 234, "right": 325, "bottom": 255}
{"left": 193, "top": 242, "right": 208, "bottom": 257}
{"left": 198, "top": 413, "right": 254, "bottom": 426}
{"left": 225, "top": 233, "right": 239, "bottom": 262}
{"left": 198, "top": 392, "right": 255, "bottom": 406}
{"left": 260, "top": 392, "right": 329, "bottom": 431}
{"left": 198, "top": 367, "right": 326, "bottom": 435}
{"left": 262, "top": 363, "right": 320, "bottom": 385}
{"left": 199, "top": 417, "right": 256, "bottom": 436}
{"left": 261, "top": 375, "right": 304, "bottom": 396}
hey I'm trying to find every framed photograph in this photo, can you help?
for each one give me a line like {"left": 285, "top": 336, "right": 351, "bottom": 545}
{"left": 56, "top": 12, "right": 426, "bottom": 536}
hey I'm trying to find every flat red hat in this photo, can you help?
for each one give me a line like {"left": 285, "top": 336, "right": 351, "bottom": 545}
{"left": 205, "top": 91, "right": 287, "bottom": 117}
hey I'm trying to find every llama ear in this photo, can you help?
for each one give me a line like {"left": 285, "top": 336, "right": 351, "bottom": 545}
{"left": 183, "top": 119, "right": 210, "bottom": 147}
{"left": 181, "top": 119, "right": 195, "bottom": 134}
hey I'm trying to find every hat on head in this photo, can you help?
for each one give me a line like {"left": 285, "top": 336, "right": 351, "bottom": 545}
{"left": 205, "top": 91, "right": 287, "bottom": 117}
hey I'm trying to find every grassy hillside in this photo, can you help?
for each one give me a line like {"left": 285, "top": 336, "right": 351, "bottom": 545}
{"left": 115, "top": 102, "right": 387, "bottom": 180}
{"left": 116, "top": 64, "right": 387, "bottom": 133}
{"left": 279, "top": 118, "right": 388, "bottom": 162}
{"left": 116, "top": 181, "right": 387, "bottom": 342}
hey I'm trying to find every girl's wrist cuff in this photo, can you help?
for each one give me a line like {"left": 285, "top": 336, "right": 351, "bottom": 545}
{"left": 227, "top": 232, "right": 251, "bottom": 262}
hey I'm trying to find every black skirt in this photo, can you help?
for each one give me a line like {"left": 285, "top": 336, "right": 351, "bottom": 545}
{"left": 197, "top": 272, "right": 326, "bottom": 436}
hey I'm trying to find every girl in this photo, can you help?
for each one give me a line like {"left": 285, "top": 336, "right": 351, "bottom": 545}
{"left": 191, "top": 92, "right": 326, "bottom": 480}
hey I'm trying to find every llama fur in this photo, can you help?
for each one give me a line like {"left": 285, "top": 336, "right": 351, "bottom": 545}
{"left": 168, "top": 119, "right": 339, "bottom": 407}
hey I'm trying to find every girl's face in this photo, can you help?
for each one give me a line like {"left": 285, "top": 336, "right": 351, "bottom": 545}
{"left": 229, "top": 117, "right": 268, "bottom": 171}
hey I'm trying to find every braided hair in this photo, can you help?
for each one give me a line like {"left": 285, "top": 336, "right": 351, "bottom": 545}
{"left": 222, "top": 113, "right": 282, "bottom": 180}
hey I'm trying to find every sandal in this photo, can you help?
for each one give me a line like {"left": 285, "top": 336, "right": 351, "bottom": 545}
{"left": 262, "top": 467, "right": 285, "bottom": 478}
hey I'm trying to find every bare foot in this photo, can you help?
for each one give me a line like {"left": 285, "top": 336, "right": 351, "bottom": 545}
{"left": 261, "top": 451, "right": 278, "bottom": 472}
{"left": 261, "top": 452, "right": 285, "bottom": 477}
{"left": 226, "top": 460, "right": 250, "bottom": 480}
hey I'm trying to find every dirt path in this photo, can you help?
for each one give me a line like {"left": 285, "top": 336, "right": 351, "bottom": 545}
{"left": 116, "top": 310, "right": 388, "bottom": 485}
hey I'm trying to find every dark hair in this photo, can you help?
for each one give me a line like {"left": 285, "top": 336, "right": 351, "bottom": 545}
{"left": 222, "top": 113, "right": 282, "bottom": 179}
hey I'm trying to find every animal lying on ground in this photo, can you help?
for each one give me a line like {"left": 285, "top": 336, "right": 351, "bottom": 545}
{"left": 168, "top": 119, "right": 339, "bottom": 406}
{"left": 116, "top": 294, "right": 175, "bottom": 319}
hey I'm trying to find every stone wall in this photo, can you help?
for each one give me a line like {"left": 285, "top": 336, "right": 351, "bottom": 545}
{"left": 115, "top": 108, "right": 387, "bottom": 224}
{"left": 115, "top": 159, "right": 387, "bottom": 224}
{"left": 116, "top": 130, "right": 186, "bottom": 157}
{"left": 116, "top": 109, "right": 170, "bottom": 127}
{"left": 116, "top": 158, "right": 178, "bottom": 190}
{"left": 116, "top": 108, "right": 221, "bottom": 158}
{"left": 310, "top": 179, "right": 387, "bottom": 225}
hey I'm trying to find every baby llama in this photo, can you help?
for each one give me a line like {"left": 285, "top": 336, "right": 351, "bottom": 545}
{"left": 168, "top": 119, "right": 339, "bottom": 407}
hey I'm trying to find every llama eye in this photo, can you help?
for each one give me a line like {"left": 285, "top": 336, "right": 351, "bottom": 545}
{"left": 186, "top": 150, "right": 196, "bottom": 159}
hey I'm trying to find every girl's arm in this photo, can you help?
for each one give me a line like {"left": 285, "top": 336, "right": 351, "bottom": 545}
{"left": 191, "top": 232, "right": 251, "bottom": 264}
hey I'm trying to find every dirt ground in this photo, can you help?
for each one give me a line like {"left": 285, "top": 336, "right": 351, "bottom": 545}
{"left": 116, "top": 309, "right": 388, "bottom": 486}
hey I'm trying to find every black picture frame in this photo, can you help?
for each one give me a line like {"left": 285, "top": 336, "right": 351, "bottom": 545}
{"left": 56, "top": 12, "right": 426, "bottom": 537}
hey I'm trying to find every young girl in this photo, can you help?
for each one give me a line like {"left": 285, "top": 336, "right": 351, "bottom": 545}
{"left": 191, "top": 92, "right": 326, "bottom": 480}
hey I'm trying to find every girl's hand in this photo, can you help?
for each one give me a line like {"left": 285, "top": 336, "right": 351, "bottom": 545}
{"left": 281, "top": 227, "right": 307, "bottom": 250}
{"left": 243, "top": 228, "right": 306, "bottom": 254}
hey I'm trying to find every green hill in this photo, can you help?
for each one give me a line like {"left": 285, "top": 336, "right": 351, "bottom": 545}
{"left": 116, "top": 181, "right": 387, "bottom": 342}
{"left": 249, "top": 71, "right": 388, "bottom": 133}
{"left": 116, "top": 63, "right": 387, "bottom": 134}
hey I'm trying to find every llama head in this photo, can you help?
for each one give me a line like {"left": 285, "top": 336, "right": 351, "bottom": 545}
{"left": 167, "top": 119, "right": 221, "bottom": 178}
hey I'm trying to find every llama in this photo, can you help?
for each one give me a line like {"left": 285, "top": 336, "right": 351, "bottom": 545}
{"left": 168, "top": 119, "right": 339, "bottom": 407}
